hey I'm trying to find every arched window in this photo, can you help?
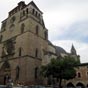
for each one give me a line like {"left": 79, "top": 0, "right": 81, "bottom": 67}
{"left": 16, "top": 66, "right": 20, "bottom": 80}
{"left": 1, "top": 61, "right": 10, "bottom": 69}
{"left": 32, "top": 9, "right": 35, "bottom": 14}
{"left": 44, "top": 31, "right": 48, "bottom": 40}
{"left": 21, "top": 23, "right": 25, "bottom": 33}
{"left": 35, "top": 25, "right": 39, "bottom": 35}
{"left": 35, "top": 11, "right": 37, "bottom": 16}
{"left": 4, "top": 39, "right": 15, "bottom": 55}
{"left": 0, "top": 35, "right": 3, "bottom": 43}
{"left": 9, "top": 24, "right": 15, "bottom": 31}
{"left": 10, "top": 16, "right": 16, "bottom": 23}
{"left": 38, "top": 14, "right": 40, "bottom": 18}
{"left": 19, "top": 47, "right": 22, "bottom": 56}
{"left": 87, "top": 84, "right": 88, "bottom": 87}
{"left": 34, "top": 67, "right": 38, "bottom": 79}
{"left": 26, "top": 8, "right": 28, "bottom": 14}
{"left": 23, "top": 10, "right": 25, "bottom": 16}
{"left": 78, "top": 72, "right": 81, "bottom": 78}
{"left": 35, "top": 48, "right": 38, "bottom": 57}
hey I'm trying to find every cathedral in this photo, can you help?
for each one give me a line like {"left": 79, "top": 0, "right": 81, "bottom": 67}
{"left": 0, "top": 1, "right": 49, "bottom": 85}
{"left": 0, "top": 1, "right": 86, "bottom": 87}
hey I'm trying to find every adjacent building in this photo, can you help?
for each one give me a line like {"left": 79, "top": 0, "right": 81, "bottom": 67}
{"left": 55, "top": 44, "right": 80, "bottom": 63}
{"left": 66, "top": 63, "right": 88, "bottom": 88}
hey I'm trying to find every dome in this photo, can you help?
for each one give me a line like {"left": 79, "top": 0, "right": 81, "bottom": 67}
{"left": 55, "top": 46, "right": 67, "bottom": 56}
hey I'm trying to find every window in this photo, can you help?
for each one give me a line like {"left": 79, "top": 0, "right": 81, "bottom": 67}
{"left": 10, "top": 16, "right": 16, "bottom": 23}
{"left": 2, "top": 47, "right": 5, "bottom": 57}
{"left": 35, "top": 25, "right": 39, "bottom": 35}
{"left": 23, "top": 10, "right": 25, "bottom": 16}
{"left": 35, "top": 48, "right": 38, "bottom": 57}
{"left": 35, "top": 11, "right": 37, "bottom": 16}
{"left": 21, "top": 23, "right": 25, "bottom": 33}
{"left": 34, "top": 67, "right": 38, "bottom": 79}
{"left": 4, "top": 39, "right": 15, "bottom": 55}
{"left": 16, "top": 66, "right": 20, "bottom": 80}
{"left": 87, "top": 72, "right": 88, "bottom": 76}
{"left": 19, "top": 47, "right": 22, "bottom": 56}
{"left": 32, "top": 9, "right": 35, "bottom": 14}
{"left": 0, "top": 35, "right": 3, "bottom": 43}
{"left": 9, "top": 24, "right": 15, "bottom": 31}
{"left": 1, "top": 21, "right": 6, "bottom": 30}
{"left": 38, "top": 14, "right": 40, "bottom": 18}
{"left": 44, "top": 31, "right": 48, "bottom": 40}
{"left": 78, "top": 72, "right": 81, "bottom": 78}
{"left": 26, "top": 8, "right": 28, "bottom": 14}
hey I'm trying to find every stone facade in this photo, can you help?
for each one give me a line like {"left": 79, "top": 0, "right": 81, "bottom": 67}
{"left": 42, "top": 41, "right": 57, "bottom": 65}
{"left": 0, "top": 1, "right": 87, "bottom": 87}
{"left": 0, "top": 1, "right": 48, "bottom": 85}
{"left": 55, "top": 45, "right": 88, "bottom": 88}
{"left": 66, "top": 63, "right": 88, "bottom": 88}
{"left": 55, "top": 44, "right": 80, "bottom": 63}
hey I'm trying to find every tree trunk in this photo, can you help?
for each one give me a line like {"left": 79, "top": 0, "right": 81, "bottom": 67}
{"left": 59, "top": 78, "right": 62, "bottom": 88}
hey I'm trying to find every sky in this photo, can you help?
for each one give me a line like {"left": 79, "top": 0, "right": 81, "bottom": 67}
{"left": 0, "top": 0, "right": 88, "bottom": 63}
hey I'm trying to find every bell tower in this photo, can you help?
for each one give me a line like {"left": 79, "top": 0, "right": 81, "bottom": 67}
{"left": 71, "top": 44, "right": 77, "bottom": 55}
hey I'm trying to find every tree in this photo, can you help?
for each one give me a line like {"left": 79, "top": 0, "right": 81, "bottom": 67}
{"left": 41, "top": 56, "right": 80, "bottom": 87}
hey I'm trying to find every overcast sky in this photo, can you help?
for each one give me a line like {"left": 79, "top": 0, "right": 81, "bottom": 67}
{"left": 0, "top": 0, "right": 88, "bottom": 63}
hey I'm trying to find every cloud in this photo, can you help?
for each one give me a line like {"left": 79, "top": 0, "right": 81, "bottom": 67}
{"left": 0, "top": 0, "right": 88, "bottom": 63}
{"left": 41, "top": 0, "right": 88, "bottom": 44}
{"left": 49, "top": 20, "right": 88, "bottom": 43}
{"left": 55, "top": 21, "right": 88, "bottom": 42}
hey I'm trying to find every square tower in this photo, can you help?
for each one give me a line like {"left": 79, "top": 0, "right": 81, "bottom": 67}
{"left": 0, "top": 1, "right": 48, "bottom": 85}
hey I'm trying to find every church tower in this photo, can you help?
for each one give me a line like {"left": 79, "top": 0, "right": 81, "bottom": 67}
{"left": 0, "top": 1, "right": 48, "bottom": 85}
{"left": 71, "top": 44, "right": 77, "bottom": 55}
{"left": 70, "top": 44, "right": 80, "bottom": 63}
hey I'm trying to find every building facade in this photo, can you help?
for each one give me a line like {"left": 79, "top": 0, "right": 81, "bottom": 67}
{"left": 55, "top": 44, "right": 80, "bottom": 63}
{"left": 42, "top": 41, "right": 57, "bottom": 65}
{"left": 66, "top": 63, "right": 88, "bottom": 88}
{"left": 0, "top": 1, "right": 87, "bottom": 87}
{"left": 0, "top": 1, "right": 48, "bottom": 85}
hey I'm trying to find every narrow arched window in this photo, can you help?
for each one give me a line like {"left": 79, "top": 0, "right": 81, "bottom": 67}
{"left": 38, "top": 14, "right": 40, "bottom": 18}
{"left": 26, "top": 8, "right": 28, "bottom": 14}
{"left": 16, "top": 66, "right": 20, "bottom": 80}
{"left": 21, "top": 23, "right": 25, "bottom": 33}
{"left": 32, "top": 9, "right": 35, "bottom": 14}
{"left": 44, "top": 31, "right": 48, "bottom": 40}
{"left": 9, "top": 24, "right": 15, "bottom": 31}
{"left": 35, "top": 11, "right": 37, "bottom": 16}
{"left": 35, "top": 25, "right": 39, "bottom": 35}
{"left": 19, "top": 47, "right": 22, "bottom": 56}
{"left": 23, "top": 10, "right": 25, "bottom": 16}
{"left": 0, "top": 35, "right": 3, "bottom": 43}
{"left": 35, "top": 48, "right": 38, "bottom": 57}
{"left": 34, "top": 67, "right": 38, "bottom": 79}
{"left": 78, "top": 72, "right": 81, "bottom": 78}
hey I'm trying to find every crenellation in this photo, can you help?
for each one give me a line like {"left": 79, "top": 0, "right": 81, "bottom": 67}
{"left": 9, "top": 1, "right": 26, "bottom": 17}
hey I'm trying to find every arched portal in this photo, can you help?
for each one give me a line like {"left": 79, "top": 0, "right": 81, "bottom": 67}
{"left": 86, "top": 84, "right": 88, "bottom": 87}
{"left": 0, "top": 61, "right": 11, "bottom": 85}
{"left": 67, "top": 82, "right": 75, "bottom": 88}
{"left": 76, "top": 82, "right": 85, "bottom": 88}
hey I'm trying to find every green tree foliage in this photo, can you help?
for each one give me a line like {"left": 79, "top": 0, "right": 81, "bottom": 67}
{"left": 41, "top": 56, "right": 80, "bottom": 87}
